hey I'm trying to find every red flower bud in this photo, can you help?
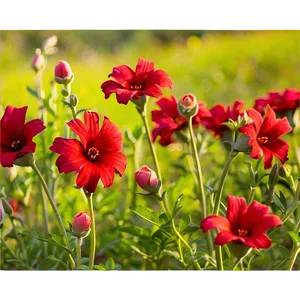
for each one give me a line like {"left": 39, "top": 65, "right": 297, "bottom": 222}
{"left": 31, "top": 55, "right": 45, "bottom": 72}
{"left": 72, "top": 212, "right": 91, "bottom": 235}
{"left": 135, "top": 166, "right": 159, "bottom": 192}
{"left": 178, "top": 93, "right": 199, "bottom": 118}
{"left": 54, "top": 60, "right": 73, "bottom": 84}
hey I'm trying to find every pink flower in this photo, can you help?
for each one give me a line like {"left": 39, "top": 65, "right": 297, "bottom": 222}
{"left": 31, "top": 55, "right": 45, "bottom": 72}
{"left": 54, "top": 60, "right": 73, "bottom": 84}
{"left": 72, "top": 212, "right": 91, "bottom": 235}
{"left": 135, "top": 166, "right": 159, "bottom": 192}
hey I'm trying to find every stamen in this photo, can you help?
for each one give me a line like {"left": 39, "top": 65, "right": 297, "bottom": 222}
{"left": 87, "top": 147, "right": 99, "bottom": 161}
{"left": 11, "top": 140, "right": 21, "bottom": 151}
{"left": 130, "top": 85, "right": 142, "bottom": 90}
{"left": 257, "top": 136, "right": 268, "bottom": 144}
{"left": 238, "top": 229, "right": 248, "bottom": 237}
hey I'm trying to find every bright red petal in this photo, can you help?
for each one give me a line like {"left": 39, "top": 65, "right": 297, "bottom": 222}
{"left": 251, "top": 215, "right": 282, "bottom": 235}
{"left": 242, "top": 234, "right": 272, "bottom": 249}
{"left": 135, "top": 57, "right": 154, "bottom": 82}
{"left": 0, "top": 151, "right": 18, "bottom": 167}
{"left": 94, "top": 117, "right": 123, "bottom": 153}
{"left": 259, "top": 105, "right": 277, "bottom": 135}
{"left": 240, "top": 200, "right": 269, "bottom": 231}
{"left": 1, "top": 106, "right": 27, "bottom": 141}
{"left": 266, "top": 117, "right": 292, "bottom": 140}
{"left": 76, "top": 162, "right": 100, "bottom": 193}
{"left": 141, "top": 84, "right": 163, "bottom": 99}
{"left": 156, "top": 96, "right": 178, "bottom": 119}
{"left": 144, "top": 69, "right": 172, "bottom": 89}
{"left": 260, "top": 145, "right": 274, "bottom": 169}
{"left": 239, "top": 123, "right": 262, "bottom": 159}
{"left": 108, "top": 64, "right": 135, "bottom": 85}
{"left": 226, "top": 195, "right": 247, "bottom": 232}
{"left": 246, "top": 109, "right": 263, "bottom": 132}
{"left": 264, "top": 138, "right": 289, "bottom": 165}
{"left": 97, "top": 151, "right": 127, "bottom": 177}
{"left": 84, "top": 111, "right": 99, "bottom": 140}
{"left": 116, "top": 89, "right": 137, "bottom": 104}
{"left": 215, "top": 230, "right": 239, "bottom": 246}
{"left": 67, "top": 118, "right": 88, "bottom": 149}
{"left": 101, "top": 80, "right": 126, "bottom": 99}
{"left": 23, "top": 119, "right": 46, "bottom": 140}
{"left": 200, "top": 215, "right": 231, "bottom": 232}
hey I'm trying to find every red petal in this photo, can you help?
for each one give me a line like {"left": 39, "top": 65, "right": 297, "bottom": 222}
{"left": 94, "top": 117, "right": 123, "bottom": 153}
{"left": 84, "top": 111, "right": 100, "bottom": 140}
{"left": 108, "top": 64, "right": 134, "bottom": 85}
{"left": 260, "top": 145, "right": 274, "bottom": 169}
{"left": 0, "top": 151, "right": 18, "bottom": 167}
{"left": 101, "top": 80, "right": 126, "bottom": 99}
{"left": 266, "top": 117, "right": 292, "bottom": 140}
{"left": 251, "top": 215, "right": 282, "bottom": 235}
{"left": 246, "top": 109, "right": 263, "bottom": 132}
{"left": 264, "top": 138, "right": 289, "bottom": 165}
{"left": 56, "top": 154, "right": 87, "bottom": 174}
{"left": 239, "top": 123, "right": 262, "bottom": 159}
{"left": 67, "top": 118, "right": 88, "bottom": 149}
{"left": 76, "top": 162, "right": 100, "bottom": 193}
{"left": 215, "top": 230, "right": 239, "bottom": 246}
{"left": 156, "top": 96, "right": 178, "bottom": 119}
{"left": 116, "top": 89, "right": 137, "bottom": 104}
{"left": 141, "top": 84, "right": 163, "bottom": 99}
{"left": 50, "top": 137, "right": 83, "bottom": 156}
{"left": 144, "top": 69, "right": 172, "bottom": 89}
{"left": 226, "top": 195, "right": 247, "bottom": 232}
{"left": 240, "top": 200, "right": 269, "bottom": 231}
{"left": 258, "top": 105, "right": 277, "bottom": 136}
{"left": 97, "top": 151, "right": 127, "bottom": 177}
{"left": 135, "top": 57, "right": 154, "bottom": 82}
{"left": 23, "top": 119, "right": 46, "bottom": 140}
{"left": 241, "top": 234, "right": 272, "bottom": 249}
{"left": 200, "top": 215, "right": 231, "bottom": 232}
{"left": 1, "top": 106, "right": 27, "bottom": 141}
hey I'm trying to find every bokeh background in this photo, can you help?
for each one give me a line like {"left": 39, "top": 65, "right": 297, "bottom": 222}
{"left": 1, "top": 30, "right": 299, "bottom": 270}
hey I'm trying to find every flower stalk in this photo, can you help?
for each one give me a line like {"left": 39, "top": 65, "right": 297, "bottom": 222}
{"left": 76, "top": 237, "right": 82, "bottom": 269}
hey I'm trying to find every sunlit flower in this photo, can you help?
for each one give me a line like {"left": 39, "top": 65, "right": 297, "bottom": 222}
{"left": 135, "top": 165, "right": 159, "bottom": 193}
{"left": 72, "top": 211, "right": 91, "bottom": 235}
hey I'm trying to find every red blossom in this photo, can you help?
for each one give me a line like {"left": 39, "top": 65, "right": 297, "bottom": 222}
{"left": 135, "top": 165, "right": 159, "bottom": 192}
{"left": 72, "top": 211, "right": 91, "bottom": 234}
{"left": 54, "top": 60, "right": 73, "bottom": 79}
{"left": 151, "top": 96, "right": 211, "bottom": 146}
{"left": 100, "top": 57, "right": 172, "bottom": 105}
{"left": 201, "top": 100, "right": 245, "bottom": 137}
{"left": 254, "top": 88, "right": 300, "bottom": 115}
{"left": 0, "top": 105, "right": 45, "bottom": 167}
{"left": 50, "top": 111, "right": 127, "bottom": 193}
{"left": 200, "top": 195, "right": 282, "bottom": 249}
{"left": 239, "top": 105, "right": 292, "bottom": 169}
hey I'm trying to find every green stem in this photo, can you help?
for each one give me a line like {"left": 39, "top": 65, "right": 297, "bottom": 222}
{"left": 215, "top": 245, "right": 224, "bottom": 271}
{"left": 9, "top": 217, "right": 27, "bottom": 261}
{"left": 31, "top": 160, "right": 76, "bottom": 270}
{"left": 86, "top": 192, "right": 96, "bottom": 270}
{"left": 187, "top": 117, "right": 206, "bottom": 218}
{"left": 231, "top": 257, "right": 242, "bottom": 271}
{"left": 76, "top": 237, "right": 82, "bottom": 269}
{"left": 287, "top": 245, "right": 300, "bottom": 271}
{"left": 248, "top": 187, "right": 256, "bottom": 203}
{"left": 292, "top": 131, "right": 300, "bottom": 174}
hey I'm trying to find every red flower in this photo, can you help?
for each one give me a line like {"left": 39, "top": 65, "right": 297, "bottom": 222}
{"left": 201, "top": 100, "right": 245, "bottom": 137}
{"left": 54, "top": 60, "right": 73, "bottom": 80}
{"left": 50, "top": 111, "right": 127, "bottom": 193}
{"left": 72, "top": 211, "right": 91, "bottom": 235}
{"left": 100, "top": 57, "right": 172, "bottom": 105}
{"left": 135, "top": 165, "right": 159, "bottom": 192}
{"left": 254, "top": 88, "right": 300, "bottom": 115}
{"left": 151, "top": 96, "right": 211, "bottom": 146}
{"left": 200, "top": 195, "right": 282, "bottom": 249}
{"left": 0, "top": 106, "right": 45, "bottom": 167}
{"left": 239, "top": 105, "right": 292, "bottom": 169}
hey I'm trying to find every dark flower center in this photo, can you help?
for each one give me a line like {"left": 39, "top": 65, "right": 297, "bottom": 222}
{"left": 257, "top": 136, "right": 268, "bottom": 144}
{"left": 130, "top": 84, "right": 142, "bottom": 90}
{"left": 11, "top": 140, "right": 21, "bottom": 151}
{"left": 238, "top": 229, "right": 248, "bottom": 237}
{"left": 87, "top": 147, "right": 99, "bottom": 161}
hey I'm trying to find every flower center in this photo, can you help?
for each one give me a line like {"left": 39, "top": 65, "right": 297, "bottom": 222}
{"left": 130, "top": 85, "right": 142, "bottom": 90}
{"left": 257, "top": 136, "right": 268, "bottom": 144}
{"left": 87, "top": 147, "right": 99, "bottom": 161}
{"left": 11, "top": 140, "right": 21, "bottom": 151}
{"left": 238, "top": 229, "right": 248, "bottom": 237}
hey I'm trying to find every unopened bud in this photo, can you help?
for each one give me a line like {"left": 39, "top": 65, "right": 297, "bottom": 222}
{"left": 71, "top": 212, "right": 91, "bottom": 238}
{"left": 61, "top": 87, "right": 70, "bottom": 97}
{"left": 268, "top": 163, "right": 279, "bottom": 188}
{"left": 234, "top": 134, "right": 251, "bottom": 153}
{"left": 31, "top": 54, "right": 45, "bottom": 72}
{"left": 178, "top": 93, "right": 198, "bottom": 118}
{"left": 1, "top": 199, "right": 13, "bottom": 216}
{"left": 54, "top": 60, "right": 74, "bottom": 85}
{"left": 69, "top": 94, "right": 78, "bottom": 107}
{"left": 135, "top": 166, "right": 160, "bottom": 193}
{"left": 279, "top": 165, "right": 290, "bottom": 178}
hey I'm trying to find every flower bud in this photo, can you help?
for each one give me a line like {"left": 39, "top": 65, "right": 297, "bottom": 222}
{"left": 1, "top": 198, "right": 13, "bottom": 216}
{"left": 279, "top": 165, "right": 290, "bottom": 178}
{"left": 72, "top": 212, "right": 91, "bottom": 238}
{"left": 268, "top": 163, "right": 279, "bottom": 188}
{"left": 135, "top": 166, "right": 160, "bottom": 193}
{"left": 69, "top": 94, "right": 78, "bottom": 107}
{"left": 234, "top": 134, "right": 251, "bottom": 153}
{"left": 0, "top": 201, "right": 4, "bottom": 224}
{"left": 54, "top": 60, "right": 74, "bottom": 85}
{"left": 177, "top": 93, "right": 199, "bottom": 118}
{"left": 31, "top": 54, "right": 45, "bottom": 72}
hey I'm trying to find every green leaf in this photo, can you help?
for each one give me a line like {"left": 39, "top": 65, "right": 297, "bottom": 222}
{"left": 26, "top": 86, "right": 38, "bottom": 98}
{"left": 158, "top": 212, "right": 169, "bottom": 225}
{"left": 105, "top": 257, "right": 115, "bottom": 270}
{"left": 179, "top": 215, "right": 191, "bottom": 232}
{"left": 163, "top": 250, "right": 181, "bottom": 261}
{"left": 43, "top": 255, "right": 69, "bottom": 270}
{"left": 94, "top": 264, "right": 106, "bottom": 270}
{"left": 288, "top": 231, "right": 299, "bottom": 246}
{"left": 129, "top": 205, "right": 160, "bottom": 225}
{"left": 272, "top": 193, "right": 285, "bottom": 213}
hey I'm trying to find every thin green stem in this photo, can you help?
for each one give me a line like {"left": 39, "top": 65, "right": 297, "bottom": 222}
{"left": 86, "top": 192, "right": 96, "bottom": 270}
{"left": 215, "top": 245, "right": 224, "bottom": 271}
{"left": 231, "top": 257, "right": 242, "bottom": 271}
{"left": 248, "top": 187, "right": 256, "bottom": 203}
{"left": 287, "top": 245, "right": 300, "bottom": 271}
{"left": 76, "top": 237, "right": 82, "bottom": 269}
{"left": 292, "top": 131, "right": 300, "bottom": 174}
{"left": 187, "top": 117, "right": 206, "bottom": 218}
{"left": 9, "top": 217, "right": 27, "bottom": 261}
{"left": 31, "top": 160, "right": 76, "bottom": 270}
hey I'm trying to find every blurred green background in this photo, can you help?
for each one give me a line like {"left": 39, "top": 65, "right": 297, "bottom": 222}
{"left": 1, "top": 30, "right": 299, "bottom": 270}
